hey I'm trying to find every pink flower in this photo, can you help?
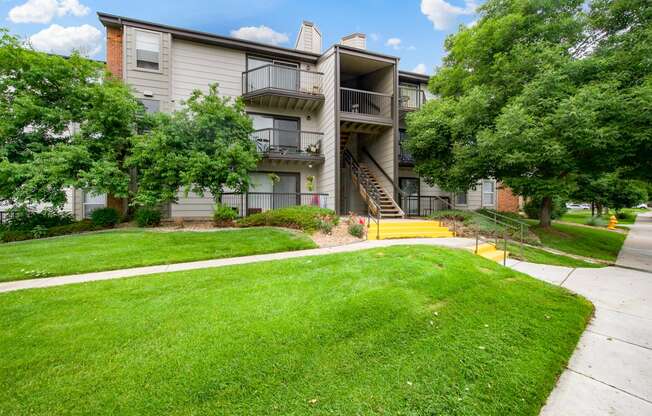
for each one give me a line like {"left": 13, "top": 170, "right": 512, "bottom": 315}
{"left": 358, "top": 218, "right": 365, "bottom": 225}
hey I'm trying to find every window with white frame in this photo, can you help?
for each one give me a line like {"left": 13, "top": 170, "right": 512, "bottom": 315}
{"left": 136, "top": 30, "right": 160, "bottom": 70}
{"left": 83, "top": 192, "right": 107, "bottom": 218}
{"left": 456, "top": 192, "right": 468, "bottom": 205}
{"left": 482, "top": 180, "right": 495, "bottom": 206}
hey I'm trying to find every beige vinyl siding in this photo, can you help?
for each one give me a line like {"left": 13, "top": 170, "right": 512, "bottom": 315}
{"left": 314, "top": 49, "right": 336, "bottom": 210}
{"left": 364, "top": 127, "right": 395, "bottom": 194}
{"left": 171, "top": 39, "right": 246, "bottom": 104}
{"left": 124, "top": 26, "right": 172, "bottom": 112}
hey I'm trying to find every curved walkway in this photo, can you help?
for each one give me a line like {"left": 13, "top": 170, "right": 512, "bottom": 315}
{"left": 536, "top": 211, "right": 652, "bottom": 415}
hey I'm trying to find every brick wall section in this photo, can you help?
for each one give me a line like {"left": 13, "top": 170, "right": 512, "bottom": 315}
{"left": 497, "top": 183, "right": 520, "bottom": 212}
{"left": 106, "top": 26, "right": 123, "bottom": 79}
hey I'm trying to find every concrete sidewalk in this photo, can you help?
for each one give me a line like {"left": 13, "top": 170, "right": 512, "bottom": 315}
{"left": 617, "top": 211, "right": 652, "bottom": 271}
{"left": 0, "top": 237, "right": 477, "bottom": 293}
{"left": 525, "top": 211, "right": 652, "bottom": 415}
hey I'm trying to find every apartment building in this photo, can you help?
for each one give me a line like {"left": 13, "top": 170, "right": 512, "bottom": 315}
{"left": 89, "top": 12, "right": 498, "bottom": 220}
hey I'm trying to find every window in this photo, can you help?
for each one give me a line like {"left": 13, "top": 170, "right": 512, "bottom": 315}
{"left": 250, "top": 114, "right": 300, "bottom": 152}
{"left": 248, "top": 172, "right": 300, "bottom": 212}
{"left": 83, "top": 192, "right": 106, "bottom": 218}
{"left": 482, "top": 180, "right": 495, "bottom": 206}
{"left": 456, "top": 192, "right": 468, "bottom": 205}
{"left": 139, "top": 99, "right": 160, "bottom": 113}
{"left": 136, "top": 30, "right": 160, "bottom": 70}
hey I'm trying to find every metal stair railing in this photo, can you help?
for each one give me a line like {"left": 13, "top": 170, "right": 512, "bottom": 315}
{"left": 360, "top": 148, "right": 405, "bottom": 217}
{"left": 342, "top": 149, "right": 382, "bottom": 239}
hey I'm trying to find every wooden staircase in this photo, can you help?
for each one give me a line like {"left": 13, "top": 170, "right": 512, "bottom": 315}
{"left": 358, "top": 163, "right": 403, "bottom": 218}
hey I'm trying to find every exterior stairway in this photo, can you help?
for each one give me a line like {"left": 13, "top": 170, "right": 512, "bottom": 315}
{"left": 466, "top": 242, "right": 509, "bottom": 263}
{"left": 358, "top": 163, "right": 403, "bottom": 218}
{"left": 368, "top": 220, "right": 453, "bottom": 240}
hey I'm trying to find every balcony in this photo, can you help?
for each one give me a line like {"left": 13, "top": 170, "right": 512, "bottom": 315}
{"left": 251, "top": 128, "right": 324, "bottom": 163}
{"left": 242, "top": 65, "right": 324, "bottom": 111}
{"left": 340, "top": 87, "right": 393, "bottom": 133}
{"left": 219, "top": 192, "right": 329, "bottom": 216}
{"left": 399, "top": 86, "right": 426, "bottom": 111}
{"left": 399, "top": 140, "right": 414, "bottom": 166}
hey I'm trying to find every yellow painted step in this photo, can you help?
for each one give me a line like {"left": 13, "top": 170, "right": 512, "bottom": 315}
{"left": 472, "top": 243, "right": 498, "bottom": 255}
{"left": 368, "top": 230, "right": 454, "bottom": 240}
{"left": 480, "top": 250, "right": 509, "bottom": 262}
{"left": 367, "top": 221, "right": 443, "bottom": 229}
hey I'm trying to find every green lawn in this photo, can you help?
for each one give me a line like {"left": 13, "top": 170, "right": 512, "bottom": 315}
{"left": 0, "top": 246, "right": 591, "bottom": 415}
{"left": 526, "top": 221, "right": 626, "bottom": 262}
{"left": 507, "top": 243, "right": 604, "bottom": 268}
{"left": 0, "top": 228, "right": 316, "bottom": 282}
{"left": 560, "top": 208, "right": 647, "bottom": 226}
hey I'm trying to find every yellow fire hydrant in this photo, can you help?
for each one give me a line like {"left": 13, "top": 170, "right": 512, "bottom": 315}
{"left": 607, "top": 215, "right": 618, "bottom": 230}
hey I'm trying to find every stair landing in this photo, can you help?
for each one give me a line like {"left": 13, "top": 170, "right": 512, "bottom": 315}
{"left": 367, "top": 219, "right": 453, "bottom": 240}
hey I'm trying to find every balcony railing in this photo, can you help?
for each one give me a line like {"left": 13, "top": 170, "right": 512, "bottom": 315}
{"left": 399, "top": 195, "right": 451, "bottom": 217}
{"left": 340, "top": 87, "right": 392, "bottom": 119}
{"left": 219, "top": 192, "right": 329, "bottom": 216}
{"left": 399, "top": 140, "right": 414, "bottom": 165}
{"left": 242, "top": 65, "right": 323, "bottom": 96}
{"left": 250, "top": 128, "right": 323, "bottom": 158}
{"left": 399, "top": 86, "right": 426, "bottom": 110}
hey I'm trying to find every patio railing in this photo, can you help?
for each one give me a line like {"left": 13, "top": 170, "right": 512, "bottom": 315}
{"left": 340, "top": 87, "right": 392, "bottom": 119}
{"left": 219, "top": 192, "right": 328, "bottom": 217}
{"left": 251, "top": 129, "right": 323, "bottom": 157}
{"left": 399, "top": 86, "right": 426, "bottom": 110}
{"left": 242, "top": 64, "right": 323, "bottom": 96}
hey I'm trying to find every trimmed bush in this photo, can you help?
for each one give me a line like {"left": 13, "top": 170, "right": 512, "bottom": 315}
{"left": 90, "top": 208, "right": 120, "bottom": 228}
{"left": 47, "top": 220, "right": 97, "bottom": 237}
{"left": 236, "top": 206, "right": 338, "bottom": 233}
{"left": 429, "top": 210, "right": 473, "bottom": 223}
{"left": 135, "top": 207, "right": 162, "bottom": 228}
{"left": 213, "top": 204, "right": 238, "bottom": 227}
{"left": 348, "top": 223, "right": 364, "bottom": 238}
{"left": 6, "top": 206, "right": 73, "bottom": 231}
{"left": 585, "top": 216, "right": 607, "bottom": 227}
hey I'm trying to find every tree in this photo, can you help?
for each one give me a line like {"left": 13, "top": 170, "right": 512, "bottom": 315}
{"left": 406, "top": 0, "right": 652, "bottom": 227}
{"left": 128, "top": 84, "right": 258, "bottom": 207}
{"left": 575, "top": 173, "right": 648, "bottom": 213}
{"left": 0, "top": 30, "right": 140, "bottom": 208}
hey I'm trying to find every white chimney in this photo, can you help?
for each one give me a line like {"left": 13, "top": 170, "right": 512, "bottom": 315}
{"left": 341, "top": 33, "right": 366, "bottom": 50}
{"left": 295, "top": 21, "right": 322, "bottom": 54}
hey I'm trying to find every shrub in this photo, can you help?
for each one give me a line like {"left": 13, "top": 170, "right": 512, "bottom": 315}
{"left": 213, "top": 204, "right": 238, "bottom": 227}
{"left": 585, "top": 216, "right": 607, "bottom": 227}
{"left": 135, "top": 207, "right": 162, "bottom": 228}
{"left": 236, "top": 206, "right": 338, "bottom": 233}
{"left": 0, "top": 229, "right": 33, "bottom": 243}
{"left": 429, "top": 210, "right": 473, "bottom": 223}
{"left": 317, "top": 217, "right": 334, "bottom": 234}
{"left": 47, "top": 220, "right": 97, "bottom": 237}
{"left": 90, "top": 208, "right": 120, "bottom": 228}
{"left": 6, "top": 206, "right": 74, "bottom": 231}
{"left": 348, "top": 223, "right": 364, "bottom": 238}
{"left": 523, "top": 197, "right": 568, "bottom": 220}
{"left": 31, "top": 225, "right": 48, "bottom": 239}
{"left": 616, "top": 211, "right": 635, "bottom": 221}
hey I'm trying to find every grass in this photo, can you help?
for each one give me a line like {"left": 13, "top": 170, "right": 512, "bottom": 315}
{"left": 560, "top": 208, "right": 647, "bottom": 226}
{"left": 525, "top": 220, "right": 626, "bottom": 262}
{"left": 506, "top": 242, "right": 604, "bottom": 268}
{"left": 0, "top": 246, "right": 592, "bottom": 415}
{"left": 0, "top": 228, "right": 316, "bottom": 282}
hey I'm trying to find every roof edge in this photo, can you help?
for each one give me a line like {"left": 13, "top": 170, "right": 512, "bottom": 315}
{"left": 97, "top": 11, "right": 321, "bottom": 63}
{"left": 398, "top": 70, "right": 430, "bottom": 82}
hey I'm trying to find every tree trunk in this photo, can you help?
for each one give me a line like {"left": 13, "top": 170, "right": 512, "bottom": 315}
{"left": 596, "top": 202, "right": 603, "bottom": 216}
{"left": 591, "top": 201, "right": 595, "bottom": 217}
{"left": 539, "top": 196, "right": 553, "bottom": 228}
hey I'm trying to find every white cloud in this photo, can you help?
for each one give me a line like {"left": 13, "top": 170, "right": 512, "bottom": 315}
{"left": 29, "top": 24, "right": 102, "bottom": 56}
{"left": 369, "top": 33, "right": 380, "bottom": 42}
{"left": 385, "top": 37, "right": 402, "bottom": 50}
{"left": 230, "top": 25, "right": 289, "bottom": 45}
{"left": 8, "top": 0, "right": 89, "bottom": 24}
{"left": 407, "top": 45, "right": 417, "bottom": 51}
{"left": 466, "top": 19, "right": 478, "bottom": 28}
{"left": 420, "top": 0, "right": 477, "bottom": 31}
{"left": 412, "top": 63, "right": 428, "bottom": 74}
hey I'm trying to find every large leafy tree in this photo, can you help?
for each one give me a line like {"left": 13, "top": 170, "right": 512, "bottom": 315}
{"left": 407, "top": 0, "right": 652, "bottom": 227}
{"left": 0, "top": 30, "right": 140, "bottom": 208}
{"left": 128, "top": 84, "right": 258, "bottom": 207}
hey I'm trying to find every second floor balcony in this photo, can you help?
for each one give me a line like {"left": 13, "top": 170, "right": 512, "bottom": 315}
{"left": 340, "top": 87, "right": 393, "bottom": 128}
{"left": 251, "top": 128, "right": 324, "bottom": 163}
{"left": 242, "top": 65, "right": 324, "bottom": 111}
{"left": 399, "top": 133, "right": 415, "bottom": 165}
{"left": 399, "top": 86, "right": 426, "bottom": 111}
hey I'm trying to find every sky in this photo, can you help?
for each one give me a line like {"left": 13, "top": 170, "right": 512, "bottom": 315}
{"left": 0, "top": 0, "right": 482, "bottom": 74}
